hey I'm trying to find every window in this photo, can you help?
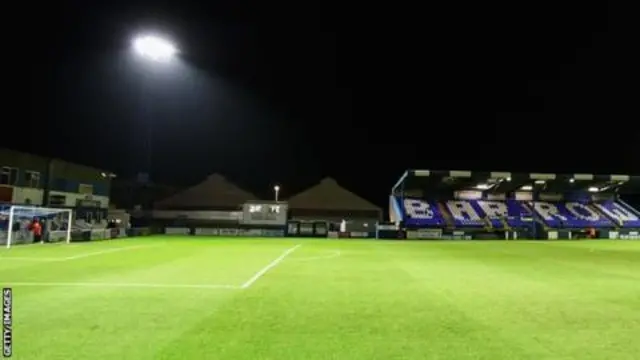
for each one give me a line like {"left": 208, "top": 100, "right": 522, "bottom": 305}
{"left": 249, "top": 205, "right": 262, "bottom": 213}
{"left": 76, "top": 197, "right": 100, "bottom": 208}
{"left": 0, "top": 167, "right": 18, "bottom": 186}
{"left": 269, "top": 205, "right": 280, "bottom": 213}
{"left": 0, "top": 168, "right": 8, "bottom": 185}
{"left": 25, "top": 171, "right": 40, "bottom": 188}
{"left": 49, "top": 194, "right": 67, "bottom": 206}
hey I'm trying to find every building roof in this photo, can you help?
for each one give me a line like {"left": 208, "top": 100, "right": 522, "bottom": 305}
{"left": 287, "top": 177, "right": 380, "bottom": 212}
{"left": 392, "top": 170, "right": 640, "bottom": 195}
{"left": 155, "top": 174, "right": 257, "bottom": 209}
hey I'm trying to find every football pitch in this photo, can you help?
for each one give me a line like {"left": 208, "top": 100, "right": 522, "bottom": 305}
{"left": 1, "top": 238, "right": 639, "bottom": 360}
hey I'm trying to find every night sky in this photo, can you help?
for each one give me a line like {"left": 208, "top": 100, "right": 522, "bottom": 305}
{"left": 8, "top": 1, "right": 635, "bottom": 205}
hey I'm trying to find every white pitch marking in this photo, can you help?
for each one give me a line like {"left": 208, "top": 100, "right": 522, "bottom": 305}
{"left": 240, "top": 244, "right": 302, "bottom": 289}
{"left": 2, "top": 281, "right": 238, "bottom": 289}
{"left": 292, "top": 250, "right": 341, "bottom": 262}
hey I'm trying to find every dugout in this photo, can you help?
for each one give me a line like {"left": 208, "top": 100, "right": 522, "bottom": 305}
{"left": 391, "top": 170, "right": 640, "bottom": 240}
{"left": 286, "top": 178, "right": 381, "bottom": 236}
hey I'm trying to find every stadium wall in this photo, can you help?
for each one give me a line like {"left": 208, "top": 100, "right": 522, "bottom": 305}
{"left": 77, "top": 223, "right": 640, "bottom": 241}
{"left": 150, "top": 210, "right": 242, "bottom": 222}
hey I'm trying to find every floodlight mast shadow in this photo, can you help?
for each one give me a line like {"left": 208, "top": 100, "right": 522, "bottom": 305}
{"left": 131, "top": 34, "right": 178, "bottom": 183}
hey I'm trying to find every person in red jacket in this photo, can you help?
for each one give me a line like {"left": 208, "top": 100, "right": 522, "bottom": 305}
{"left": 29, "top": 218, "right": 43, "bottom": 244}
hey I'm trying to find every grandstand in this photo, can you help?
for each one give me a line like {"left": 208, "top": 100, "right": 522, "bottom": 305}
{"left": 390, "top": 170, "right": 640, "bottom": 240}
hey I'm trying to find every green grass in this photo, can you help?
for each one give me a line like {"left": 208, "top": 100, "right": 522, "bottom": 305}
{"left": 1, "top": 237, "right": 639, "bottom": 360}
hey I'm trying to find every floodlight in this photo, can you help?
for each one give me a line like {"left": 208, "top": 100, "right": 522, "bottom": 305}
{"left": 133, "top": 35, "right": 177, "bottom": 61}
{"left": 274, "top": 185, "right": 281, "bottom": 201}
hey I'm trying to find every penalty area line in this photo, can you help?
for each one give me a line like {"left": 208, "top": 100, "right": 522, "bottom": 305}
{"left": 240, "top": 244, "right": 302, "bottom": 289}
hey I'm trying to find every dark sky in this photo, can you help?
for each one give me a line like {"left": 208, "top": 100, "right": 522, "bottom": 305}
{"left": 7, "top": 1, "right": 636, "bottom": 205}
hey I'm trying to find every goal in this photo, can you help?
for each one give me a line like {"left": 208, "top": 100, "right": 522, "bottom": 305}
{"left": 0, "top": 205, "right": 73, "bottom": 248}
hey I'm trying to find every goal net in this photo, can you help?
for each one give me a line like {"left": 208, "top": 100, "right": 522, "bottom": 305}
{"left": 0, "top": 205, "right": 73, "bottom": 248}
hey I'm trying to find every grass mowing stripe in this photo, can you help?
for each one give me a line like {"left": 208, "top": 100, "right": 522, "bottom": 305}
{"left": 60, "top": 244, "right": 157, "bottom": 260}
{"left": 3, "top": 281, "right": 239, "bottom": 289}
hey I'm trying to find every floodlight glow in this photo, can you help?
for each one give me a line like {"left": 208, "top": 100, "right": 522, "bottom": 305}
{"left": 588, "top": 187, "right": 600, "bottom": 192}
{"left": 133, "top": 35, "right": 177, "bottom": 61}
{"left": 273, "top": 185, "right": 281, "bottom": 201}
{"left": 521, "top": 185, "right": 533, "bottom": 191}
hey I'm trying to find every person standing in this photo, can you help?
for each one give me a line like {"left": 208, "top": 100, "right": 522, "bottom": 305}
{"left": 29, "top": 218, "right": 43, "bottom": 244}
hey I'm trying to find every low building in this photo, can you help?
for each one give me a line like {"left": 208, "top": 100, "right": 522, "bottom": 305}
{"left": 146, "top": 174, "right": 257, "bottom": 229}
{"left": 0, "top": 147, "right": 114, "bottom": 223}
{"left": 287, "top": 177, "right": 382, "bottom": 233}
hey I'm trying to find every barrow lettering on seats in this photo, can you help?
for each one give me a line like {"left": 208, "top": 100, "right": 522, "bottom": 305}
{"left": 403, "top": 199, "right": 434, "bottom": 219}
{"left": 565, "top": 203, "right": 600, "bottom": 221}
{"left": 595, "top": 202, "right": 640, "bottom": 223}
{"left": 477, "top": 201, "right": 508, "bottom": 218}
{"left": 446, "top": 201, "right": 481, "bottom": 221}
{"left": 533, "top": 202, "right": 567, "bottom": 221}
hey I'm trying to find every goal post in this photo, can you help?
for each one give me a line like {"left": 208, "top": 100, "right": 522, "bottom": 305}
{"left": 2, "top": 205, "right": 73, "bottom": 248}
